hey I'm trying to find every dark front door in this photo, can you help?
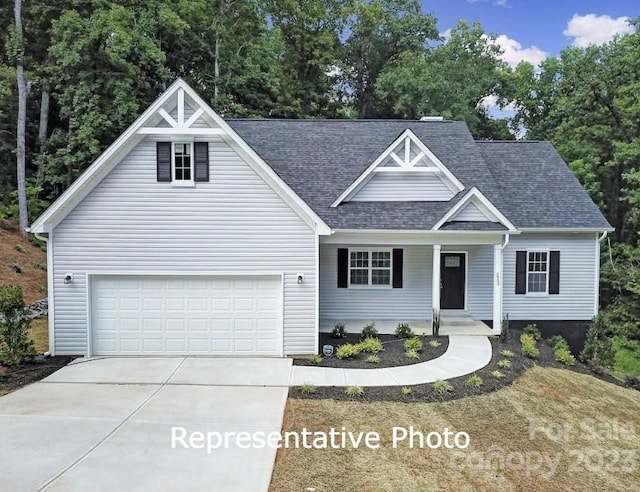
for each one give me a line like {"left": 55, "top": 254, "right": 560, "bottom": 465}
{"left": 440, "top": 253, "right": 465, "bottom": 309}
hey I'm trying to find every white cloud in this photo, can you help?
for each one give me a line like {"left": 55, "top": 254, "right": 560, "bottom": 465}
{"left": 440, "top": 28, "right": 452, "bottom": 42}
{"left": 490, "top": 34, "right": 548, "bottom": 68}
{"left": 564, "top": 13, "right": 635, "bottom": 48}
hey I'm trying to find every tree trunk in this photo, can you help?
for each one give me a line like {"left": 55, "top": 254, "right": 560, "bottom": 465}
{"left": 39, "top": 82, "right": 50, "bottom": 143}
{"left": 15, "top": 0, "right": 28, "bottom": 238}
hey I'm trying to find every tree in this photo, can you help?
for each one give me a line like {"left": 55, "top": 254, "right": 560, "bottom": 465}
{"left": 13, "top": 0, "right": 28, "bottom": 237}
{"left": 376, "top": 21, "right": 512, "bottom": 139}
{"left": 342, "top": 0, "right": 438, "bottom": 118}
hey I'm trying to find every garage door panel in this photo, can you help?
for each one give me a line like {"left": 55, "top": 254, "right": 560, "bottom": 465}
{"left": 91, "top": 275, "right": 282, "bottom": 356}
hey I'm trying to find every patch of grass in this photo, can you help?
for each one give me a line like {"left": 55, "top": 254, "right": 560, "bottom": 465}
{"left": 394, "top": 322, "right": 414, "bottom": 338}
{"left": 273, "top": 368, "right": 640, "bottom": 491}
{"left": 466, "top": 375, "right": 483, "bottom": 388}
{"left": 491, "top": 370, "right": 505, "bottom": 379}
{"left": 36, "top": 262, "right": 47, "bottom": 271}
{"left": 500, "top": 349, "right": 514, "bottom": 358}
{"left": 405, "top": 349, "right": 420, "bottom": 360}
{"left": 432, "top": 379, "right": 454, "bottom": 395}
{"left": 429, "top": 339, "right": 441, "bottom": 348}
{"left": 28, "top": 317, "right": 49, "bottom": 354}
{"left": 357, "top": 337, "right": 383, "bottom": 354}
{"left": 361, "top": 322, "right": 378, "bottom": 339}
{"left": 300, "top": 383, "right": 317, "bottom": 395}
{"left": 37, "top": 284, "right": 47, "bottom": 295}
{"left": 336, "top": 343, "right": 360, "bottom": 360}
{"left": 613, "top": 337, "right": 640, "bottom": 378}
{"left": 520, "top": 333, "right": 539, "bottom": 359}
{"left": 309, "top": 354, "right": 322, "bottom": 365}
{"left": 401, "top": 386, "right": 412, "bottom": 396}
{"left": 498, "top": 359, "right": 512, "bottom": 370}
{"left": 14, "top": 244, "right": 23, "bottom": 253}
{"left": 365, "top": 354, "right": 380, "bottom": 364}
{"left": 345, "top": 385, "right": 364, "bottom": 398}
{"left": 403, "top": 337, "right": 423, "bottom": 352}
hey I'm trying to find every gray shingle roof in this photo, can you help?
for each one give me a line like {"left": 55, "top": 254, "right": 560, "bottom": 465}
{"left": 226, "top": 119, "right": 611, "bottom": 231}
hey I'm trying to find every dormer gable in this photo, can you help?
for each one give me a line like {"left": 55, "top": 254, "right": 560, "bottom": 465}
{"left": 432, "top": 187, "right": 517, "bottom": 231}
{"left": 331, "top": 129, "right": 464, "bottom": 206}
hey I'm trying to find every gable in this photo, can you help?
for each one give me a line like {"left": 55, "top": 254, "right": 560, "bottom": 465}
{"left": 433, "top": 187, "right": 516, "bottom": 231}
{"left": 30, "top": 79, "right": 330, "bottom": 235}
{"left": 331, "top": 129, "right": 464, "bottom": 206}
{"left": 449, "top": 200, "right": 497, "bottom": 222}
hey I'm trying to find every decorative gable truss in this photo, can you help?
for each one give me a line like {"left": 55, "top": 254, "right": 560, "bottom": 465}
{"left": 432, "top": 187, "right": 517, "bottom": 231}
{"left": 331, "top": 129, "right": 464, "bottom": 206}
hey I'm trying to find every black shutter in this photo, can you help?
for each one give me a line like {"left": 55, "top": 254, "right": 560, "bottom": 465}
{"left": 392, "top": 248, "right": 403, "bottom": 288}
{"left": 156, "top": 142, "right": 171, "bottom": 182}
{"left": 337, "top": 248, "right": 348, "bottom": 288}
{"left": 194, "top": 142, "right": 209, "bottom": 182}
{"left": 515, "top": 251, "right": 527, "bottom": 294}
{"left": 549, "top": 251, "right": 560, "bottom": 294}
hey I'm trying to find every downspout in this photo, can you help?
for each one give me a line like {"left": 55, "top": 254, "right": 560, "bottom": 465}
{"left": 32, "top": 229, "right": 54, "bottom": 356}
{"left": 595, "top": 231, "right": 608, "bottom": 317}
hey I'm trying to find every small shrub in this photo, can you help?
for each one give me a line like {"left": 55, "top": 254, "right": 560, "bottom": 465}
{"left": 332, "top": 322, "right": 347, "bottom": 339}
{"left": 491, "top": 370, "right": 505, "bottom": 379}
{"left": 466, "top": 375, "right": 483, "bottom": 388}
{"left": 554, "top": 347, "right": 576, "bottom": 366}
{"left": 498, "top": 359, "right": 512, "bottom": 369}
{"left": 401, "top": 386, "right": 413, "bottom": 396}
{"left": 365, "top": 354, "right": 380, "bottom": 364}
{"left": 499, "top": 313, "right": 509, "bottom": 342}
{"left": 548, "top": 335, "right": 568, "bottom": 351}
{"left": 357, "top": 337, "right": 383, "bottom": 354}
{"left": 0, "top": 285, "right": 35, "bottom": 366}
{"left": 336, "top": 343, "right": 360, "bottom": 359}
{"left": 345, "top": 385, "right": 364, "bottom": 398}
{"left": 37, "top": 284, "right": 47, "bottom": 295}
{"left": 361, "top": 323, "right": 378, "bottom": 339}
{"left": 395, "top": 322, "right": 414, "bottom": 338}
{"left": 300, "top": 383, "right": 317, "bottom": 395}
{"left": 581, "top": 314, "right": 614, "bottom": 368}
{"left": 429, "top": 339, "right": 442, "bottom": 348}
{"left": 14, "top": 244, "right": 23, "bottom": 253}
{"left": 523, "top": 324, "right": 541, "bottom": 340}
{"left": 405, "top": 349, "right": 420, "bottom": 360}
{"left": 309, "top": 354, "right": 322, "bottom": 365}
{"left": 11, "top": 263, "right": 22, "bottom": 274}
{"left": 500, "top": 349, "right": 514, "bottom": 358}
{"left": 432, "top": 379, "right": 454, "bottom": 395}
{"left": 36, "top": 263, "right": 47, "bottom": 271}
{"left": 404, "top": 337, "right": 423, "bottom": 352}
{"left": 520, "top": 333, "right": 539, "bottom": 359}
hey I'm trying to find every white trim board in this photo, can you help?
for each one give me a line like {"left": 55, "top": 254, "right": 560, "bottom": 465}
{"left": 331, "top": 129, "right": 464, "bottom": 207}
{"left": 30, "top": 78, "right": 331, "bottom": 236}
{"left": 432, "top": 187, "right": 517, "bottom": 232}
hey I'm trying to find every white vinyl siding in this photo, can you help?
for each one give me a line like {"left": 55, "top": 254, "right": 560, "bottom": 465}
{"left": 503, "top": 233, "right": 597, "bottom": 320}
{"left": 452, "top": 202, "right": 491, "bottom": 222}
{"left": 350, "top": 174, "right": 454, "bottom": 201}
{"left": 51, "top": 136, "right": 316, "bottom": 355}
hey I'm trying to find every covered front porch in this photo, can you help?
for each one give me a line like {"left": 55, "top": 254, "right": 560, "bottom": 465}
{"left": 319, "top": 230, "right": 510, "bottom": 337}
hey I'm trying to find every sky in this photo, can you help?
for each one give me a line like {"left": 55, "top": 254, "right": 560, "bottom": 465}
{"left": 423, "top": 0, "right": 638, "bottom": 68}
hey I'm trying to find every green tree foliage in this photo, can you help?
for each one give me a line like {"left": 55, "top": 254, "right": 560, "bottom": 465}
{"left": 375, "top": 21, "right": 512, "bottom": 139}
{"left": 0, "top": 285, "right": 35, "bottom": 366}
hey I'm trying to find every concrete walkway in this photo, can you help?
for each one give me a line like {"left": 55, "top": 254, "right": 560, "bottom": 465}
{"left": 290, "top": 335, "right": 492, "bottom": 387}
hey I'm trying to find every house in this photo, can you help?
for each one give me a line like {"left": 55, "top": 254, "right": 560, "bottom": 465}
{"left": 29, "top": 79, "right": 613, "bottom": 357}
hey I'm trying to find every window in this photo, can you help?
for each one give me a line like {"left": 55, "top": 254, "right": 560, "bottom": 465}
{"left": 527, "top": 251, "right": 548, "bottom": 293}
{"left": 349, "top": 250, "right": 391, "bottom": 287}
{"left": 173, "top": 143, "right": 192, "bottom": 182}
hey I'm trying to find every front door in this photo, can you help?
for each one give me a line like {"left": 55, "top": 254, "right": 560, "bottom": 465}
{"left": 440, "top": 253, "right": 465, "bottom": 309}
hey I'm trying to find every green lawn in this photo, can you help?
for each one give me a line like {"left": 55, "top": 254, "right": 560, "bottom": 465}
{"left": 613, "top": 337, "right": 640, "bottom": 378}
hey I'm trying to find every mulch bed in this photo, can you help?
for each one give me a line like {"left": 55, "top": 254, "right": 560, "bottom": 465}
{"left": 290, "top": 328, "right": 626, "bottom": 403}
{"left": 0, "top": 356, "right": 75, "bottom": 395}
{"left": 293, "top": 332, "right": 449, "bottom": 369}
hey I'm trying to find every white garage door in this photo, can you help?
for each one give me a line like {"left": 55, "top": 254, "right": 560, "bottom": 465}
{"left": 91, "top": 275, "right": 282, "bottom": 356}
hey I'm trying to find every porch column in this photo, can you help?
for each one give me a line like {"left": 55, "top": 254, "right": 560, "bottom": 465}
{"left": 432, "top": 244, "right": 441, "bottom": 315}
{"left": 492, "top": 244, "right": 503, "bottom": 334}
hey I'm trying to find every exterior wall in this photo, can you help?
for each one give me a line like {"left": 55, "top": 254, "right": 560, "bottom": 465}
{"left": 453, "top": 202, "right": 489, "bottom": 221}
{"left": 350, "top": 174, "right": 454, "bottom": 201}
{"left": 502, "top": 233, "right": 597, "bottom": 320}
{"left": 51, "top": 135, "right": 317, "bottom": 355}
{"left": 319, "top": 243, "right": 494, "bottom": 321}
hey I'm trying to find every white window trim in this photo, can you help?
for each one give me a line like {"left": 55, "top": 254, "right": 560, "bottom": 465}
{"left": 347, "top": 248, "right": 393, "bottom": 289}
{"left": 526, "top": 249, "right": 550, "bottom": 296}
{"left": 171, "top": 140, "right": 195, "bottom": 187}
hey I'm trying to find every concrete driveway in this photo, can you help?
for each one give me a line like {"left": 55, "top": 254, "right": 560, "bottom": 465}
{"left": 0, "top": 357, "right": 292, "bottom": 491}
